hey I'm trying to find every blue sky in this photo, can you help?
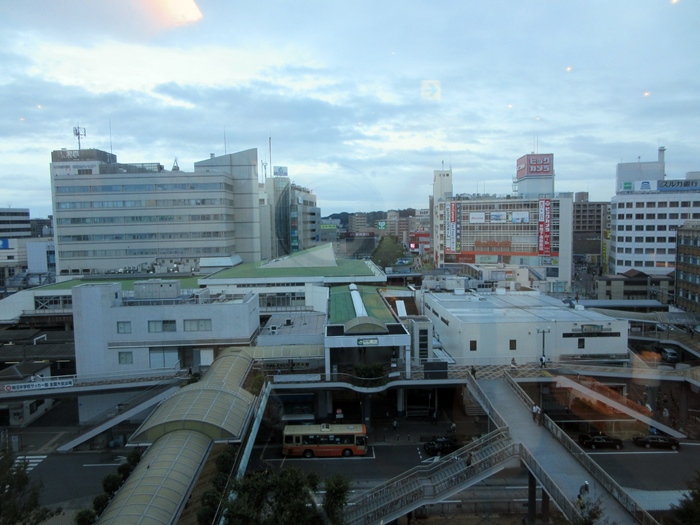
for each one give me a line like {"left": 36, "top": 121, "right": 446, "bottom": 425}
{"left": 1, "top": 0, "right": 698, "bottom": 218}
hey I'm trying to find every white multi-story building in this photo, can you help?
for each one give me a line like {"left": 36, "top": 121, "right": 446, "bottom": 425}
{"left": 432, "top": 155, "right": 573, "bottom": 292}
{"left": 72, "top": 279, "right": 260, "bottom": 421}
{"left": 50, "top": 148, "right": 261, "bottom": 275}
{"left": 609, "top": 147, "right": 700, "bottom": 275}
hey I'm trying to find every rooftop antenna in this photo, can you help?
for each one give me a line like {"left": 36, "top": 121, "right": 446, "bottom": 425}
{"left": 172, "top": 157, "right": 180, "bottom": 171}
{"left": 73, "top": 125, "right": 86, "bottom": 151}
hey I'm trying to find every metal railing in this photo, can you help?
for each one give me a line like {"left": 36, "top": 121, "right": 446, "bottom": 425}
{"left": 518, "top": 444, "right": 581, "bottom": 523}
{"left": 344, "top": 428, "right": 515, "bottom": 525}
{"left": 504, "top": 369, "right": 661, "bottom": 525}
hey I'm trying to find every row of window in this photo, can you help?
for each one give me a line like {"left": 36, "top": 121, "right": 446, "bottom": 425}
{"left": 56, "top": 182, "right": 232, "bottom": 194}
{"left": 59, "top": 246, "right": 232, "bottom": 258}
{"left": 678, "top": 254, "right": 700, "bottom": 265}
{"left": 117, "top": 319, "right": 212, "bottom": 334}
{"left": 57, "top": 214, "right": 235, "bottom": 225}
{"left": 677, "top": 272, "right": 700, "bottom": 285}
{"left": 678, "top": 237, "right": 700, "bottom": 246}
{"left": 616, "top": 247, "right": 675, "bottom": 255}
{"left": 467, "top": 338, "right": 588, "bottom": 350}
{"left": 612, "top": 201, "right": 700, "bottom": 209}
{"left": 56, "top": 198, "right": 233, "bottom": 209}
{"left": 615, "top": 225, "right": 675, "bottom": 232}
{"left": 612, "top": 236, "right": 676, "bottom": 244}
{"left": 609, "top": 258, "right": 674, "bottom": 268}
{"left": 615, "top": 213, "right": 698, "bottom": 221}
{"left": 59, "top": 230, "right": 232, "bottom": 242}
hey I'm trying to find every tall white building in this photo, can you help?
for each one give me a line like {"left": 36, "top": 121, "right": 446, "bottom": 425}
{"left": 609, "top": 147, "right": 700, "bottom": 275}
{"left": 50, "top": 148, "right": 261, "bottom": 275}
{"left": 431, "top": 155, "right": 573, "bottom": 291}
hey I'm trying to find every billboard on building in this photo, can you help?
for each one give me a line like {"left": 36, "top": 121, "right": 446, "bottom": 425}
{"left": 0, "top": 239, "right": 8, "bottom": 249}
{"left": 469, "top": 212, "right": 485, "bottom": 224}
{"left": 512, "top": 211, "right": 529, "bottom": 224}
{"left": 538, "top": 199, "right": 551, "bottom": 256}
{"left": 445, "top": 202, "right": 461, "bottom": 253}
{"left": 273, "top": 166, "right": 288, "bottom": 177}
{"left": 516, "top": 154, "right": 554, "bottom": 180}
{"left": 490, "top": 212, "right": 506, "bottom": 223}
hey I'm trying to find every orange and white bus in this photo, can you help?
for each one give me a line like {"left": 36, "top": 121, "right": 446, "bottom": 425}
{"left": 282, "top": 423, "right": 368, "bottom": 458}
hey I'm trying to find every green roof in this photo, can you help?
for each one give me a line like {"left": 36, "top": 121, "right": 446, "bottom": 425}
{"left": 204, "top": 244, "right": 375, "bottom": 280}
{"left": 329, "top": 285, "right": 397, "bottom": 324}
{"left": 33, "top": 275, "right": 201, "bottom": 292}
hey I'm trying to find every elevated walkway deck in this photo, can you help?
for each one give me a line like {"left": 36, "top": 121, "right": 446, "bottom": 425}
{"left": 481, "top": 378, "right": 643, "bottom": 525}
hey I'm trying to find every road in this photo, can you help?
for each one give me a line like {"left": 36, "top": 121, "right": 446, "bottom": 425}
{"left": 29, "top": 450, "right": 124, "bottom": 508}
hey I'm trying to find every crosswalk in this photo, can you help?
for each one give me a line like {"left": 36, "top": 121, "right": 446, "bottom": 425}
{"left": 14, "top": 455, "right": 47, "bottom": 472}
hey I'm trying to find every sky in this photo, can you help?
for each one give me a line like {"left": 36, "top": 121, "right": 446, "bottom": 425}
{"left": 1, "top": 0, "right": 699, "bottom": 218}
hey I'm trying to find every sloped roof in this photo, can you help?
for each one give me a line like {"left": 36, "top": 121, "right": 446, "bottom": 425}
{"left": 130, "top": 350, "right": 255, "bottom": 444}
{"left": 97, "top": 430, "right": 212, "bottom": 525}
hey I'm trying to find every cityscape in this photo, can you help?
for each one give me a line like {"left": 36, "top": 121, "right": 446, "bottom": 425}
{"left": 2, "top": 2, "right": 700, "bottom": 525}
{"left": 1, "top": 141, "right": 700, "bottom": 525}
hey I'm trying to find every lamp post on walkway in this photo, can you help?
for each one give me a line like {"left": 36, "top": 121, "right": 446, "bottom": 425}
{"left": 537, "top": 327, "right": 551, "bottom": 365}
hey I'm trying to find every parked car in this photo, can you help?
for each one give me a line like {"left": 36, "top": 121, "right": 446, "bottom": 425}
{"left": 578, "top": 432, "right": 606, "bottom": 445}
{"left": 633, "top": 435, "right": 680, "bottom": 450}
{"left": 661, "top": 347, "right": 680, "bottom": 363}
{"left": 579, "top": 434, "right": 623, "bottom": 450}
{"left": 423, "top": 437, "right": 461, "bottom": 456}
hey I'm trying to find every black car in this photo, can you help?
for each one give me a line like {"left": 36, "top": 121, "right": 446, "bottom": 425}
{"left": 423, "top": 437, "right": 460, "bottom": 456}
{"left": 579, "top": 434, "right": 623, "bottom": 450}
{"left": 633, "top": 435, "right": 680, "bottom": 450}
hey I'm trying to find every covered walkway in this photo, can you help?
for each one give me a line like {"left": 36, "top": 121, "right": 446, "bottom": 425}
{"left": 481, "top": 378, "right": 644, "bottom": 525}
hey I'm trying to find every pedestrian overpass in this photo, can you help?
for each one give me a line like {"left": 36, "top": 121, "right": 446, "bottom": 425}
{"left": 343, "top": 372, "right": 656, "bottom": 525}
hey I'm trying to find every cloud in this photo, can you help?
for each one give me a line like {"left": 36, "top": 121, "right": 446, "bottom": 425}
{"left": 0, "top": 1, "right": 699, "bottom": 219}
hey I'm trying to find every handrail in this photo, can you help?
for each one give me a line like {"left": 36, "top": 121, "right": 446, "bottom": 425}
{"left": 518, "top": 444, "right": 581, "bottom": 523}
{"left": 543, "top": 418, "right": 660, "bottom": 525}
{"left": 345, "top": 429, "right": 516, "bottom": 525}
{"left": 504, "top": 370, "right": 661, "bottom": 525}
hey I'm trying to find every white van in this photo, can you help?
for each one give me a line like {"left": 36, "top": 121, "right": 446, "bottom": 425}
{"left": 661, "top": 348, "right": 680, "bottom": 363}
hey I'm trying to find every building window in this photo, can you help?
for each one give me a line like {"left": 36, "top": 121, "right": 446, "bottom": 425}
{"left": 118, "top": 352, "right": 133, "bottom": 365}
{"left": 578, "top": 338, "right": 585, "bottom": 349}
{"left": 470, "top": 340, "right": 477, "bottom": 351}
{"left": 184, "top": 319, "right": 212, "bottom": 331}
{"left": 117, "top": 321, "right": 131, "bottom": 334}
{"left": 509, "top": 339, "right": 517, "bottom": 350}
{"left": 148, "top": 320, "right": 177, "bottom": 332}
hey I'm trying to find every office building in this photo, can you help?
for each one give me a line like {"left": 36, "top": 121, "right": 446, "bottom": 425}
{"left": 0, "top": 208, "right": 31, "bottom": 239}
{"left": 261, "top": 167, "right": 321, "bottom": 257}
{"left": 424, "top": 289, "right": 629, "bottom": 364}
{"left": 432, "top": 155, "right": 573, "bottom": 292}
{"left": 675, "top": 221, "right": 700, "bottom": 313}
{"left": 573, "top": 192, "right": 609, "bottom": 265}
{"left": 50, "top": 148, "right": 261, "bottom": 276}
{"left": 609, "top": 147, "right": 700, "bottom": 275}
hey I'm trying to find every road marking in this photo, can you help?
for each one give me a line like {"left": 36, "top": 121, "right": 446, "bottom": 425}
{"left": 15, "top": 455, "right": 47, "bottom": 472}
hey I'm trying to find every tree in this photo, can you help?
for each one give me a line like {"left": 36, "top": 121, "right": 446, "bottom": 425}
{"left": 323, "top": 474, "right": 350, "bottom": 525}
{"left": 371, "top": 235, "right": 405, "bottom": 269}
{"left": 572, "top": 496, "right": 618, "bottom": 525}
{"left": 673, "top": 470, "right": 700, "bottom": 523}
{"left": 0, "top": 447, "right": 60, "bottom": 525}
{"left": 73, "top": 509, "right": 97, "bottom": 525}
{"left": 224, "top": 468, "right": 323, "bottom": 525}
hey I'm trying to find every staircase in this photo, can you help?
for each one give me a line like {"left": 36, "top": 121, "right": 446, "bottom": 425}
{"left": 344, "top": 428, "right": 518, "bottom": 525}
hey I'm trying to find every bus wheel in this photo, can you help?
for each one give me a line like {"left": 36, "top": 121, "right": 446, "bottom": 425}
{"left": 342, "top": 449, "right": 353, "bottom": 457}
{"left": 303, "top": 450, "right": 314, "bottom": 458}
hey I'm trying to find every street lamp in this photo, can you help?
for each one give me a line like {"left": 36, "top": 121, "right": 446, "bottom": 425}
{"left": 537, "top": 327, "right": 551, "bottom": 366}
